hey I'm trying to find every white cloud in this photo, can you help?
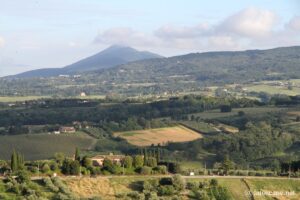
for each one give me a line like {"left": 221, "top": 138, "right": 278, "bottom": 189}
{"left": 218, "top": 7, "right": 277, "bottom": 38}
{"left": 94, "top": 27, "right": 157, "bottom": 47}
{"left": 155, "top": 23, "right": 210, "bottom": 39}
{"left": 208, "top": 36, "right": 240, "bottom": 50}
{"left": 93, "top": 7, "right": 300, "bottom": 55}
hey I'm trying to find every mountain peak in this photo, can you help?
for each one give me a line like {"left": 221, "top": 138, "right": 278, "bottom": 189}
{"left": 106, "top": 44, "right": 131, "bottom": 50}
{"left": 101, "top": 44, "right": 137, "bottom": 54}
{"left": 13, "top": 45, "right": 162, "bottom": 78}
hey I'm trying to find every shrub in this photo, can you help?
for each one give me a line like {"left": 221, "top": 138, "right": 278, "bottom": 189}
{"left": 143, "top": 179, "right": 159, "bottom": 193}
{"left": 228, "top": 170, "right": 236, "bottom": 176}
{"left": 139, "top": 166, "right": 152, "bottom": 175}
{"left": 145, "top": 157, "right": 157, "bottom": 168}
{"left": 123, "top": 156, "right": 133, "bottom": 168}
{"left": 81, "top": 167, "right": 90, "bottom": 175}
{"left": 145, "top": 192, "right": 159, "bottom": 200}
{"left": 236, "top": 171, "right": 247, "bottom": 176}
{"left": 50, "top": 162, "right": 59, "bottom": 171}
{"left": 43, "top": 177, "right": 59, "bottom": 192}
{"left": 172, "top": 174, "right": 185, "bottom": 191}
{"left": 186, "top": 182, "right": 199, "bottom": 190}
{"left": 51, "top": 177, "right": 72, "bottom": 196}
{"left": 198, "top": 170, "right": 205, "bottom": 175}
{"left": 194, "top": 190, "right": 210, "bottom": 200}
{"left": 82, "top": 156, "right": 93, "bottom": 168}
{"left": 153, "top": 165, "right": 167, "bottom": 174}
{"left": 199, "top": 181, "right": 209, "bottom": 189}
{"left": 209, "top": 179, "right": 218, "bottom": 187}
{"left": 265, "top": 172, "right": 274, "bottom": 177}
{"left": 255, "top": 172, "right": 265, "bottom": 176}
{"left": 41, "top": 163, "right": 50, "bottom": 173}
{"left": 90, "top": 166, "right": 102, "bottom": 175}
{"left": 210, "top": 186, "right": 231, "bottom": 200}
{"left": 158, "top": 185, "right": 175, "bottom": 196}
{"left": 133, "top": 155, "right": 144, "bottom": 168}
{"left": 28, "top": 166, "right": 39, "bottom": 174}
{"left": 248, "top": 171, "right": 256, "bottom": 176}
{"left": 127, "top": 191, "right": 145, "bottom": 200}
{"left": 53, "top": 192, "right": 70, "bottom": 200}
{"left": 16, "top": 170, "right": 30, "bottom": 184}
{"left": 159, "top": 177, "right": 173, "bottom": 186}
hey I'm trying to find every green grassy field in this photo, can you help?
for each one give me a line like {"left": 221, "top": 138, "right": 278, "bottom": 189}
{"left": 179, "top": 121, "right": 217, "bottom": 134}
{"left": 0, "top": 132, "right": 97, "bottom": 160}
{"left": 190, "top": 107, "right": 285, "bottom": 120}
{"left": 0, "top": 96, "right": 50, "bottom": 102}
{"left": 245, "top": 179, "right": 300, "bottom": 200}
{"left": 0, "top": 95, "right": 107, "bottom": 102}
{"left": 180, "top": 161, "right": 204, "bottom": 170}
{"left": 246, "top": 84, "right": 300, "bottom": 96}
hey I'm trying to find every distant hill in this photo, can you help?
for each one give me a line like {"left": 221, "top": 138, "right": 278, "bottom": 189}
{"left": 1, "top": 46, "right": 300, "bottom": 96}
{"left": 91, "top": 45, "right": 300, "bottom": 84}
{"left": 14, "top": 45, "right": 163, "bottom": 78}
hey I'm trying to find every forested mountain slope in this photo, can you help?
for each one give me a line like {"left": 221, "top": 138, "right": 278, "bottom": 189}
{"left": 1, "top": 46, "right": 300, "bottom": 96}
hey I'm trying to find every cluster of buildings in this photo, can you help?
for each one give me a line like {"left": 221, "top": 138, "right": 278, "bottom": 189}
{"left": 52, "top": 121, "right": 89, "bottom": 135}
{"left": 90, "top": 153, "right": 125, "bottom": 166}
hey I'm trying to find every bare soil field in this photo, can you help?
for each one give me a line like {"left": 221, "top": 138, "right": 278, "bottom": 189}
{"left": 114, "top": 125, "right": 202, "bottom": 146}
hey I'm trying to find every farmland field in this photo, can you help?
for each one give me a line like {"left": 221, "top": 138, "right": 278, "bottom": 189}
{"left": 179, "top": 121, "right": 217, "bottom": 134}
{"left": 0, "top": 96, "right": 50, "bottom": 102}
{"left": 190, "top": 107, "right": 286, "bottom": 120}
{"left": 246, "top": 83, "right": 300, "bottom": 96}
{"left": 245, "top": 179, "right": 300, "bottom": 200}
{"left": 0, "top": 132, "right": 97, "bottom": 160}
{"left": 64, "top": 176, "right": 300, "bottom": 200}
{"left": 0, "top": 95, "right": 107, "bottom": 102}
{"left": 114, "top": 125, "right": 202, "bottom": 146}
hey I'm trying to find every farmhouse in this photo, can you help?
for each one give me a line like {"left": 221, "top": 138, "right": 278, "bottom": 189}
{"left": 91, "top": 153, "right": 125, "bottom": 166}
{"left": 80, "top": 92, "right": 86, "bottom": 97}
{"left": 59, "top": 126, "right": 76, "bottom": 133}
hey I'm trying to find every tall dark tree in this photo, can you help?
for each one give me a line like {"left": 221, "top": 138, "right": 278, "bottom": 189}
{"left": 75, "top": 147, "right": 80, "bottom": 162}
{"left": 11, "top": 150, "right": 18, "bottom": 172}
{"left": 156, "top": 147, "right": 161, "bottom": 163}
{"left": 10, "top": 150, "right": 24, "bottom": 172}
{"left": 143, "top": 148, "right": 148, "bottom": 164}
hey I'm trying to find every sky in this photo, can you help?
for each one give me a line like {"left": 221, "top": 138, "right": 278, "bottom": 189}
{"left": 0, "top": 0, "right": 300, "bottom": 76}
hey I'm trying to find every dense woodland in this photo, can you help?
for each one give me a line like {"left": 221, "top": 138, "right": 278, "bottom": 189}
{"left": 0, "top": 95, "right": 299, "bottom": 174}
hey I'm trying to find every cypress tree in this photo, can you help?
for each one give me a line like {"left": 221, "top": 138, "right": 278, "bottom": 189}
{"left": 156, "top": 147, "right": 161, "bottom": 163}
{"left": 143, "top": 148, "right": 148, "bottom": 164}
{"left": 11, "top": 150, "right": 18, "bottom": 172}
{"left": 75, "top": 147, "right": 80, "bottom": 162}
{"left": 17, "top": 153, "right": 24, "bottom": 170}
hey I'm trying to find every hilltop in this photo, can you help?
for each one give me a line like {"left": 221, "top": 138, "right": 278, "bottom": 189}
{"left": 1, "top": 46, "right": 300, "bottom": 97}
{"left": 13, "top": 45, "right": 163, "bottom": 78}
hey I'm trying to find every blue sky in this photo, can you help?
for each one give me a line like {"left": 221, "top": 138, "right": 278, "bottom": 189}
{"left": 0, "top": 0, "right": 300, "bottom": 76}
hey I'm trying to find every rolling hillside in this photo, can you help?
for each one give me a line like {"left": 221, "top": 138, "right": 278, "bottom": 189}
{"left": 13, "top": 45, "right": 162, "bottom": 78}
{"left": 1, "top": 46, "right": 300, "bottom": 96}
